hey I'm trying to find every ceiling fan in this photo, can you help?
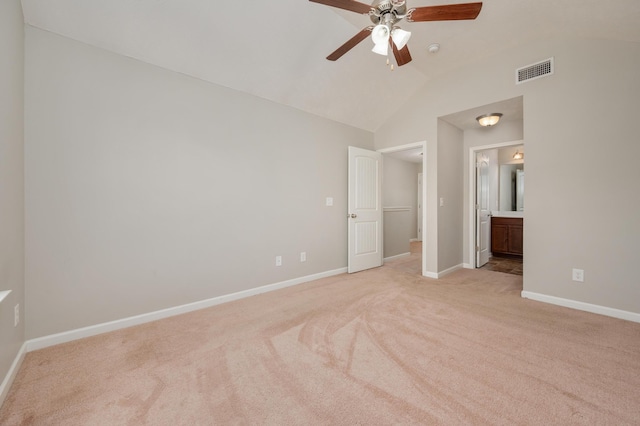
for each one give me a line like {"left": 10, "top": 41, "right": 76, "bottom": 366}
{"left": 309, "top": 0, "right": 482, "bottom": 68}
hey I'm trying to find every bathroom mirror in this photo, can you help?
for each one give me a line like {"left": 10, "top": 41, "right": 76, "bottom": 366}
{"left": 499, "top": 164, "right": 524, "bottom": 211}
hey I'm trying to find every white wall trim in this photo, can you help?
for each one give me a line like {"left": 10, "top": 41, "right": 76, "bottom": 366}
{"left": 521, "top": 291, "right": 640, "bottom": 324}
{"left": 438, "top": 263, "right": 464, "bottom": 278}
{"left": 0, "top": 342, "right": 27, "bottom": 408}
{"left": 424, "top": 263, "right": 464, "bottom": 279}
{"left": 0, "top": 290, "right": 11, "bottom": 304}
{"left": 384, "top": 252, "right": 411, "bottom": 262}
{"left": 463, "top": 263, "right": 474, "bottom": 269}
{"left": 383, "top": 206, "right": 411, "bottom": 212}
{"left": 377, "top": 142, "right": 424, "bottom": 154}
{"left": 26, "top": 267, "right": 347, "bottom": 352}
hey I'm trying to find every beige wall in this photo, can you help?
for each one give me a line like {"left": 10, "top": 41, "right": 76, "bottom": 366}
{"left": 0, "top": 0, "right": 25, "bottom": 387}
{"left": 436, "top": 120, "right": 464, "bottom": 272}
{"left": 15, "top": 20, "right": 640, "bottom": 347}
{"left": 24, "top": 27, "right": 374, "bottom": 339}
{"left": 375, "top": 37, "right": 640, "bottom": 314}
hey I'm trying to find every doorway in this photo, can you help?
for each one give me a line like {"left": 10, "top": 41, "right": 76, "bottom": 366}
{"left": 468, "top": 141, "right": 524, "bottom": 270}
{"left": 377, "top": 141, "right": 427, "bottom": 277}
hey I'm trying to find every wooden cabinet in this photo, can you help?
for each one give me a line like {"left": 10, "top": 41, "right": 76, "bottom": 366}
{"left": 491, "top": 217, "right": 523, "bottom": 256}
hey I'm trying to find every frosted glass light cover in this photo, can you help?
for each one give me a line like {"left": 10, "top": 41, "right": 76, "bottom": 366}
{"left": 476, "top": 113, "right": 503, "bottom": 127}
{"left": 372, "top": 42, "right": 389, "bottom": 56}
{"left": 371, "top": 24, "right": 390, "bottom": 45}
{"left": 391, "top": 28, "right": 411, "bottom": 50}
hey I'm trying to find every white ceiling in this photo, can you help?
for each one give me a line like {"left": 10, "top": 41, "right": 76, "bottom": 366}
{"left": 384, "top": 95, "right": 523, "bottom": 163}
{"left": 440, "top": 95, "right": 523, "bottom": 130}
{"left": 20, "top": 0, "right": 640, "bottom": 132}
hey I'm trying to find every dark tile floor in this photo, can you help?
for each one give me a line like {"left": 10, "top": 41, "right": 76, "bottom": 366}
{"left": 408, "top": 242, "right": 522, "bottom": 276}
{"left": 480, "top": 256, "right": 523, "bottom": 276}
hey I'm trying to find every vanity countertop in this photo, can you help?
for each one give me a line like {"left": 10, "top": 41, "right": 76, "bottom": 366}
{"left": 491, "top": 211, "right": 524, "bottom": 218}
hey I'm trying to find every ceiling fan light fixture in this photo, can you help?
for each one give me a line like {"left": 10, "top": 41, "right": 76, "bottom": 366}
{"left": 372, "top": 41, "right": 389, "bottom": 56}
{"left": 311, "top": 0, "right": 484, "bottom": 67}
{"left": 476, "top": 113, "right": 503, "bottom": 127}
{"left": 391, "top": 28, "right": 411, "bottom": 50}
{"left": 371, "top": 24, "right": 390, "bottom": 43}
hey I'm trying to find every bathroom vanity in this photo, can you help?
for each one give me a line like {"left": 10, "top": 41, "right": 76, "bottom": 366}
{"left": 491, "top": 213, "right": 523, "bottom": 257}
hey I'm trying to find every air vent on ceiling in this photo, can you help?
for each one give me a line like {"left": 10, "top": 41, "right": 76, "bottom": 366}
{"left": 516, "top": 57, "right": 554, "bottom": 84}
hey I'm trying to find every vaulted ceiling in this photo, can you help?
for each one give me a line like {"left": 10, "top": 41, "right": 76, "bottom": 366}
{"left": 20, "top": 0, "right": 640, "bottom": 131}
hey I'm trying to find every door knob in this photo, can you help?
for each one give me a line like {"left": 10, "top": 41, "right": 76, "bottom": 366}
{"left": 349, "top": 214, "right": 357, "bottom": 218}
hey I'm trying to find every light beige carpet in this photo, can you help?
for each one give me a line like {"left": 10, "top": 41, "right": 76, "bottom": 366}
{"left": 2, "top": 254, "right": 640, "bottom": 425}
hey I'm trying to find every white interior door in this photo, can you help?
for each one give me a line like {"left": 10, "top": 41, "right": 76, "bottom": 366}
{"left": 348, "top": 146, "right": 383, "bottom": 273}
{"left": 476, "top": 154, "right": 490, "bottom": 267}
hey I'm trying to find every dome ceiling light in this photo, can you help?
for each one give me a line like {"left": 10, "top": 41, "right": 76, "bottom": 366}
{"left": 476, "top": 113, "right": 503, "bottom": 127}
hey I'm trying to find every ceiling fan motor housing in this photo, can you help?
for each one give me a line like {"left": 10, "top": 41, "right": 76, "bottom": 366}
{"left": 369, "top": 0, "right": 407, "bottom": 25}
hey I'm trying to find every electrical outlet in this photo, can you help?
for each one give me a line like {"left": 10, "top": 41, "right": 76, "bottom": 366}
{"left": 14, "top": 304, "right": 19, "bottom": 327}
{"left": 275, "top": 256, "right": 282, "bottom": 267}
{"left": 300, "top": 252, "right": 307, "bottom": 262}
{"left": 572, "top": 268, "right": 584, "bottom": 282}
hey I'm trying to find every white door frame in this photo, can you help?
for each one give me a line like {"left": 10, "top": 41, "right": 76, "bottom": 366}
{"left": 417, "top": 172, "right": 423, "bottom": 242}
{"left": 476, "top": 153, "right": 491, "bottom": 267}
{"left": 378, "top": 141, "right": 427, "bottom": 277}
{"left": 467, "top": 140, "right": 524, "bottom": 268}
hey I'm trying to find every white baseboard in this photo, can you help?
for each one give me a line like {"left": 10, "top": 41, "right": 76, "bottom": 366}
{"left": 0, "top": 342, "right": 27, "bottom": 408}
{"left": 423, "top": 264, "right": 464, "bottom": 279}
{"left": 26, "top": 267, "right": 348, "bottom": 352}
{"left": 425, "top": 263, "right": 463, "bottom": 279}
{"left": 463, "top": 263, "right": 473, "bottom": 269}
{"left": 384, "top": 252, "right": 410, "bottom": 262}
{"left": 438, "top": 263, "right": 464, "bottom": 278}
{"left": 521, "top": 291, "right": 640, "bottom": 324}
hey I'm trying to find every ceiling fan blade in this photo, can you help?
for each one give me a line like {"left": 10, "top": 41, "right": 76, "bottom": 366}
{"left": 406, "top": 2, "right": 482, "bottom": 22}
{"left": 309, "top": 0, "right": 372, "bottom": 14}
{"left": 391, "top": 39, "right": 412, "bottom": 66}
{"left": 327, "top": 27, "right": 373, "bottom": 61}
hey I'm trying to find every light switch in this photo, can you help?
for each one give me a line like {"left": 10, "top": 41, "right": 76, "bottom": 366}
{"left": 439, "top": 197, "right": 444, "bottom": 207}
{"left": 326, "top": 197, "right": 334, "bottom": 206}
